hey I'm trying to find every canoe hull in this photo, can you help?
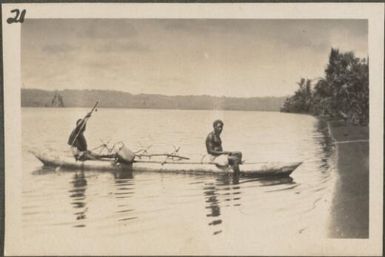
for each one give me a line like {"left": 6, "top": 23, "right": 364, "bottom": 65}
{"left": 32, "top": 151, "right": 301, "bottom": 177}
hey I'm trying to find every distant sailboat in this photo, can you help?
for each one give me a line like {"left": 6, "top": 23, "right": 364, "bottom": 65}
{"left": 50, "top": 91, "right": 65, "bottom": 107}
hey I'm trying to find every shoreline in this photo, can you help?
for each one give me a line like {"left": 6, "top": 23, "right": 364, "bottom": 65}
{"left": 327, "top": 120, "right": 369, "bottom": 238}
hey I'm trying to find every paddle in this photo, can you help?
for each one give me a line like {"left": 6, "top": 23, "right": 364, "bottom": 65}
{"left": 69, "top": 101, "right": 99, "bottom": 147}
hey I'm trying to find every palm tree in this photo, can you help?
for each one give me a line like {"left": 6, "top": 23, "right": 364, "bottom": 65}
{"left": 281, "top": 48, "right": 369, "bottom": 125}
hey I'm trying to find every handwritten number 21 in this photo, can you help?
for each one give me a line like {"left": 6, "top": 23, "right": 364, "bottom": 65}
{"left": 7, "top": 9, "right": 26, "bottom": 24}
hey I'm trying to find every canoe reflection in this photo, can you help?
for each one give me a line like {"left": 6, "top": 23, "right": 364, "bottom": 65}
{"left": 252, "top": 176, "right": 294, "bottom": 186}
{"left": 31, "top": 166, "right": 58, "bottom": 175}
{"left": 112, "top": 170, "right": 137, "bottom": 223}
{"left": 31, "top": 166, "right": 294, "bottom": 233}
{"left": 204, "top": 174, "right": 294, "bottom": 236}
{"left": 113, "top": 169, "right": 134, "bottom": 180}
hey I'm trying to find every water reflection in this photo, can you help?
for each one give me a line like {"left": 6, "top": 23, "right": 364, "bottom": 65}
{"left": 112, "top": 170, "right": 137, "bottom": 223}
{"left": 204, "top": 182, "right": 223, "bottom": 235}
{"left": 69, "top": 171, "right": 88, "bottom": 227}
{"left": 113, "top": 169, "right": 134, "bottom": 180}
{"left": 31, "top": 166, "right": 57, "bottom": 175}
{"left": 204, "top": 174, "right": 297, "bottom": 236}
{"left": 203, "top": 174, "right": 242, "bottom": 235}
{"left": 253, "top": 176, "right": 294, "bottom": 187}
{"left": 314, "top": 120, "right": 334, "bottom": 172}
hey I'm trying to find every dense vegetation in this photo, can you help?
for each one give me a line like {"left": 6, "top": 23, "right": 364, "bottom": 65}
{"left": 281, "top": 49, "right": 369, "bottom": 125}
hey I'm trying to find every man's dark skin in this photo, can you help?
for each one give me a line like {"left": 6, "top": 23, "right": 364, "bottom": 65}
{"left": 68, "top": 112, "right": 112, "bottom": 161}
{"left": 67, "top": 113, "right": 130, "bottom": 162}
{"left": 206, "top": 120, "right": 242, "bottom": 173}
{"left": 67, "top": 112, "right": 96, "bottom": 161}
{"left": 68, "top": 118, "right": 88, "bottom": 152}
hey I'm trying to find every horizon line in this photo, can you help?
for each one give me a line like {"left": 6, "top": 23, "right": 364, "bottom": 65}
{"left": 21, "top": 87, "right": 290, "bottom": 99}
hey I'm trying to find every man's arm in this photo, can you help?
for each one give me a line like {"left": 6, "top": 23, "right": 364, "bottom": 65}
{"left": 67, "top": 129, "right": 77, "bottom": 146}
{"left": 75, "top": 112, "right": 92, "bottom": 131}
{"left": 75, "top": 120, "right": 85, "bottom": 131}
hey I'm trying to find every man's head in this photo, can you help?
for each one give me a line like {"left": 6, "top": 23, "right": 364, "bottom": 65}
{"left": 213, "top": 119, "right": 224, "bottom": 135}
{"left": 76, "top": 119, "right": 86, "bottom": 132}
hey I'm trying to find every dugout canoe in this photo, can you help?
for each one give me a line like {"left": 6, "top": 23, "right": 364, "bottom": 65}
{"left": 31, "top": 151, "right": 302, "bottom": 177}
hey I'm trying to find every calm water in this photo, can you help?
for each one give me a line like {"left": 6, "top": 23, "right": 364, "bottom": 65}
{"left": 21, "top": 108, "right": 336, "bottom": 255}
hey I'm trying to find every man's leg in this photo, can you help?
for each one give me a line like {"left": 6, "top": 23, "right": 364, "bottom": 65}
{"left": 79, "top": 151, "right": 99, "bottom": 161}
{"left": 230, "top": 152, "right": 242, "bottom": 162}
{"left": 228, "top": 152, "right": 242, "bottom": 173}
{"left": 213, "top": 154, "right": 230, "bottom": 167}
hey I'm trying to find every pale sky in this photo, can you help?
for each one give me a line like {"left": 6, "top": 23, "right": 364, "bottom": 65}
{"left": 21, "top": 19, "right": 368, "bottom": 97}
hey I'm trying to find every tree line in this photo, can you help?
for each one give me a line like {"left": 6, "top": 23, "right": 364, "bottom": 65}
{"left": 21, "top": 88, "right": 286, "bottom": 111}
{"left": 281, "top": 48, "right": 369, "bottom": 126}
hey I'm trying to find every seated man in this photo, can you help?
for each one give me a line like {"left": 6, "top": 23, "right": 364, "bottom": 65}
{"left": 205, "top": 119, "right": 242, "bottom": 173}
{"left": 67, "top": 113, "right": 97, "bottom": 161}
{"left": 68, "top": 114, "right": 136, "bottom": 163}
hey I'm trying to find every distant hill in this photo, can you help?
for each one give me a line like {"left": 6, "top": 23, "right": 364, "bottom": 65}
{"left": 21, "top": 88, "right": 286, "bottom": 111}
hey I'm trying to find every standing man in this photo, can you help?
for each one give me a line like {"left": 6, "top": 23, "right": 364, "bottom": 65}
{"left": 205, "top": 119, "right": 242, "bottom": 173}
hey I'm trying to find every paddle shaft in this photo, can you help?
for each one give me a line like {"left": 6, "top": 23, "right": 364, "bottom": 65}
{"left": 70, "top": 101, "right": 99, "bottom": 147}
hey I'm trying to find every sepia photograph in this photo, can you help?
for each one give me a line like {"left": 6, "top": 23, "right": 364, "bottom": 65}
{"left": 2, "top": 3, "right": 384, "bottom": 256}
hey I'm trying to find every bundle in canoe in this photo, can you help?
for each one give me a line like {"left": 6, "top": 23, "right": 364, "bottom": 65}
{"left": 31, "top": 150, "right": 302, "bottom": 177}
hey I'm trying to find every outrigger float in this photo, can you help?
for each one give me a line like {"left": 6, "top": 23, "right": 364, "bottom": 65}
{"left": 31, "top": 150, "right": 302, "bottom": 177}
